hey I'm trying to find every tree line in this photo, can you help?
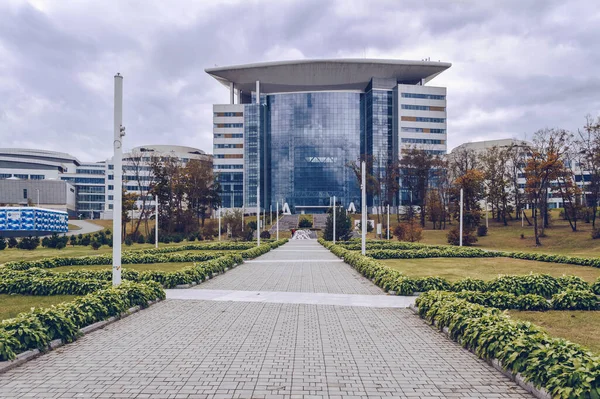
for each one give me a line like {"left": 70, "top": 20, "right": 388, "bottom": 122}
{"left": 352, "top": 116, "right": 600, "bottom": 246}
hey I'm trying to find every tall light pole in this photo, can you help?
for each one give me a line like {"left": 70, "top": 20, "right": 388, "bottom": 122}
{"left": 459, "top": 188, "right": 464, "bottom": 247}
{"left": 387, "top": 203, "right": 390, "bottom": 240}
{"left": 333, "top": 195, "right": 336, "bottom": 244}
{"left": 155, "top": 194, "right": 158, "bottom": 248}
{"left": 256, "top": 185, "right": 260, "bottom": 246}
{"left": 276, "top": 201, "right": 279, "bottom": 240}
{"left": 361, "top": 161, "right": 366, "bottom": 255}
{"left": 218, "top": 207, "right": 221, "bottom": 241}
{"left": 112, "top": 73, "right": 124, "bottom": 286}
{"left": 36, "top": 189, "right": 39, "bottom": 207}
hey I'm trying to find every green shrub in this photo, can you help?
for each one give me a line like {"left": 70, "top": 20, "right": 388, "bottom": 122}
{"left": 551, "top": 289, "right": 599, "bottom": 310}
{"left": 260, "top": 231, "right": 271, "bottom": 239}
{"left": 8, "top": 237, "right": 17, "bottom": 248}
{"left": 124, "top": 237, "right": 133, "bottom": 246}
{"left": 91, "top": 240, "right": 102, "bottom": 250}
{"left": 446, "top": 227, "right": 478, "bottom": 246}
{"left": 415, "top": 291, "right": 600, "bottom": 398}
{"left": 591, "top": 228, "right": 600, "bottom": 240}
{"left": 137, "top": 234, "right": 146, "bottom": 244}
{"left": 0, "top": 237, "right": 6, "bottom": 250}
{"left": 452, "top": 277, "right": 487, "bottom": 292}
{"left": 17, "top": 236, "right": 40, "bottom": 250}
{"left": 477, "top": 225, "right": 488, "bottom": 237}
{"left": 298, "top": 218, "right": 313, "bottom": 228}
{"left": 593, "top": 278, "right": 600, "bottom": 295}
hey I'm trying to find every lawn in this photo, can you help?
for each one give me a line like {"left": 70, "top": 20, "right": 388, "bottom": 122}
{"left": 0, "top": 294, "right": 80, "bottom": 321}
{"left": 51, "top": 261, "right": 201, "bottom": 273}
{"left": 355, "top": 209, "right": 600, "bottom": 257}
{"left": 509, "top": 310, "right": 600, "bottom": 354}
{"left": 67, "top": 223, "right": 82, "bottom": 231}
{"left": 380, "top": 257, "right": 600, "bottom": 282}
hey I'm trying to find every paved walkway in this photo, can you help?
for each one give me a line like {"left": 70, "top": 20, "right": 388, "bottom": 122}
{"left": 0, "top": 240, "right": 533, "bottom": 398}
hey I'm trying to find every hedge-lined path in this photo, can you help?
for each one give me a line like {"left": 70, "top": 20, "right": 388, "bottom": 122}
{"left": 0, "top": 240, "right": 533, "bottom": 398}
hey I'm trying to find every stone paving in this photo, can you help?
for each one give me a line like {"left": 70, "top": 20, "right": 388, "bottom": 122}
{"left": 0, "top": 240, "right": 533, "bottom": 398}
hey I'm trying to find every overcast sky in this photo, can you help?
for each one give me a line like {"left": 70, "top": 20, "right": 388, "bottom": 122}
{"left": 0, "top": 0, "right": 599, "bottom": 162}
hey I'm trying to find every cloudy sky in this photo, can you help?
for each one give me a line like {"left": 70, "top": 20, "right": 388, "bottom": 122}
{"left": 0, "top": 0, "right": 599, "bottom": 162}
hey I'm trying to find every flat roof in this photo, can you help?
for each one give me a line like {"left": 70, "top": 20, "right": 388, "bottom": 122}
{"left": 205, "top": 59, "right": 451, "bottom": 94}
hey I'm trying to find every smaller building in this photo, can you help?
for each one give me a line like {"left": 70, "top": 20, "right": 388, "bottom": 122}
{"left": 0, "top": 206, "right": 69, "bottom": 237}
{"left": 0, "top": 179, "right": 76, "bottom": 216}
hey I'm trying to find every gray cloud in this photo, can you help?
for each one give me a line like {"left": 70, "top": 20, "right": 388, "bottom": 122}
{"left": 0, "top": 0, "right": 599, "bottom": 161}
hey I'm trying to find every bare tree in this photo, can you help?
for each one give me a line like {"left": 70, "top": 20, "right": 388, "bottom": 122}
{"left": 576, "top": 115, "right": 600, "bottom": 228}
{"left": 125, "top": 149, "right": 158, "bottom": 238}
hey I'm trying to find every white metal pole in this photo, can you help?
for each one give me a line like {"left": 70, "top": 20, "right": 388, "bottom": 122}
{"left": 459, "top": 188, "right": 464, "bottom": 247}
{"left": 485, "top": 197, "right": 489, "bottom": 228}
{"left": 218, "top": 207, "right": 221, "bottom": 241}
{"left": 112, "top": 73, "right": 124, "bottom": 286}
{"left": 333, "top": 195, "right": 336, "bottom": 244}
{"left": 241, "top": 206, "right": 244, "bottom": 231}
{"left": 37, "top": 189, "right": 39, "bottom": 207}
{"left": 155, "top": 195, "right": 158, "bottom": 248}
{"left": 361, "top": 161, "right": 366, "bottom": 255}
{"left": 256, "top": 186, "right": 260, "bottom": 246}
{"left": 270, "top": 205, "right": 272, "bottom": 225}
{"left": 387, "top": 204, "right": 390, "bottom": 240}
{"left": 521, "top": 208, "right": 524, "bottom": 227}
{"left": 276, "top": 202, "right": 279, "bottom": 240}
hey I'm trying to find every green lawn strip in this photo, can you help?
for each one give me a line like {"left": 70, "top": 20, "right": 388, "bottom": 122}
{"left": 0, "top": 294, "right": 80, "bottom": 321}
{"left": 508, "top": 310, "right": 600, "bottom": 354}
{"left": 51, "top": 262, "right": 197, "bottom": 273}
{"left": 379, "top": 257, "right": 600, "bottom": 283}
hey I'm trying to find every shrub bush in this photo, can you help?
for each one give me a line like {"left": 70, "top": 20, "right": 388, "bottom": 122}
{"left": 260, "top": 230, "right": 271, "bottom": 239}
{"left": 446, "top": 227, "right": 477, "bottom": 246}
{"left": 592, "top": 228, "right": 600, "bottom": 240}
{"left": 0, "top": 237, "right": 6, "bottom": 250}
{"left": 124, "top": 237, "right": 133, "bottom": 246}
{"left": 415, "top": 292, "right": 600, "bottom": 397}
{"left": 551, "top": 289, "right": 599, "bottom": 310}
{"left": 137, "top": 234, "right": 146, "bottom": 244}
{"left": 17, "top": 236, "right": 40, "bottom": 250}
{"left": 476, "top": 225, "right": 488, "bottom": 237}
{"left": 394, "top": 219, "right": 423, "bottom": 242}
{"left": 298, "top": 218, "right": 313, "bottom": 228}
{"left": 91, "top": 240, "right": 102, "bottom": 250}
{"left": 8, "top": 237, "right": 18, "bottom": 248}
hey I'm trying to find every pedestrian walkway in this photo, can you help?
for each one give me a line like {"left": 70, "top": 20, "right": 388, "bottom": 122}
{"left": 0, "top": 240, "right": 533, "bottom": 398}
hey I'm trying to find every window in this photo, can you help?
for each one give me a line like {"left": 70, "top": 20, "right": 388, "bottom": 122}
{"left": 76, "top": 169, "right": 105, "bottom": 175}
{"left": 214, "top": 154, "right": 243, "bottom": 159}
{"left": 214, "top": 123, "right": 243, "bottom": 128}
{"left": 61, "top": 177, "right": 105, "bottom": 184}
{"left": 214, "top": 133, "right": 243, "bottom": 138}
{"left": 14, "top": 174, "right": 28, "bottom": 179}
{"left": 108, "top": 185, "right": 114, "bottom": 190}
{"left": 109, "top": 204, "right": 113, "bottom": 210}
{"left": 108, "top": 165, "right": 114, "bottom": 170}
{"left": 401, "top": 127, "right": 446, "bottom": 134}
{"left": 401, "top": 116, "right": 445, "bottom": 123}
{"left": 108, "top": 195, "right": 114, "bottom": 200}
{"left": 215, "top": 112, "right": 243, "bottom": 117}
{"left": 30, "top": 174, "right": 45, "bottom": 180}
{"left": 401, "top": 93, "right": 445, "bottom": 100}
{"left": 401, "top": 138, "right": 445, "bottom": 145}
{"left": 23, "top": 189, "right": 28, "bottom": 199}
{"left": 108, "top": 175, "right": 114, "bottom": 180}
{"left": 214, "top": 164, "right": 243, "bottom": 170}
{"left": 215, "top": 144, "right": 243, "bottom": 149}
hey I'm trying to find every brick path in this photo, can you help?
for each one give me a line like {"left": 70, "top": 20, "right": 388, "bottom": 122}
{"left": 0, "top": 240, "right": 533, "bottom": 398}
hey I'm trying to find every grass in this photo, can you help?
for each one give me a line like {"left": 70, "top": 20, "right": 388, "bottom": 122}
{"left": 509, "top": 310, "right": 600, "bottom": 354}
{"left": 0, "top": 294, "right": 80, "bottom": 321}
{"left": 380, "top": 257, "right": 600, "bottom": 282}
{"left": 354, "top": 209, "right": 600, "bottom": 257}
{"left": 51, "top": 261, "right": 197, "bottom": 273}
{"left": 67, "top": 223, "right": 81, "bottom": 231}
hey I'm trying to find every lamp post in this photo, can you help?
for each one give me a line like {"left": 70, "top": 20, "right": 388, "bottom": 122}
{"left": 333, "top": 195, "right": 336, "bottom": 244}
{"left": 459, "top": 188, "right": 464, "bottom": 247}
{"left": 155, "top": 195, "right": 158, "bottom": 248}
{"left": 112, "top": 73, "right": 124, "bottom": 286}
{"left": 218, "top": 207, "right": 221, "bottom": 241}
{"left": 361, "top": 161, "right": 366, "bottom": 255}
{"left": 276, "top": 201, "right": 279, "bottom": 240}
{"left": 256, "top": 186, "right": 260, "bottom": 246}
{"left": 36, "top": 189, "right": 39, "bottom": 207}
{"left": 387, "top": 204, "right": 390, "bottom": 240}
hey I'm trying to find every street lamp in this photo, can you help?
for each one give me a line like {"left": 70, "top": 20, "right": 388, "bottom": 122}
{"left": 36, "top": 189, "right": 39, "bottom": 207}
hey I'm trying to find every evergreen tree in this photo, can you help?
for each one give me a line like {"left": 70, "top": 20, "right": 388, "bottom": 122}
{"left": 323, "top": 207, "right": 352, "bottom": 241}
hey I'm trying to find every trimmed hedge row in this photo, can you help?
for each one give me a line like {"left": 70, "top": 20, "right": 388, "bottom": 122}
{"left": 337, "top": 240, "right": 600, "bottom": 268}
{"left": 319, "top": 239, "right": 597, "bottom": 298}
{"left": 0, "top": 281, "right": 165, "bottom": 361}
{"left": 0, "top": 276, "right": 108, "bottom": 296}
{"left": 3, "top": 251, "right": 228, "bottom": 271}
{"left": 415, "top": 291, "right": 600, "bottom": 398}
{"left": 455, "top": 289, "right": 599, "bottom": 311}
{"left": 136, "top": 242, "right": 258, "bottom": 254}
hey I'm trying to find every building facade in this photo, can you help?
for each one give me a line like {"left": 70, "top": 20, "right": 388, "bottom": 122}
{"left": 0, "top": 145, "right": 211, "bottom": 219}
{"left": 207, "top": 59, "right": 450, "bottom": 213}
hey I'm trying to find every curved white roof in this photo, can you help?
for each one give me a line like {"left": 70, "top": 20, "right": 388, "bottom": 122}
{"left": 205, "top": 58, "right": 451, "bottom": 94}
{"left": 0, "top": 148, "right": 80, "bottom": 165}
{"left": 130, "top": 145, "right": 206, "bottom": 155}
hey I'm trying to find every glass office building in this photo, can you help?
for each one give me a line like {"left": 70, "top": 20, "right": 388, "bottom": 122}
{"left": 207, "top": 59, "right": 451, "bottom": 213}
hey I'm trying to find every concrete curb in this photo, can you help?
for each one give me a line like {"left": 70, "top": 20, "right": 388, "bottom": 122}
{"left": 0, "top": 299, "right": 161, "bottom": 375}
{"left": 408, "top": 305, "right": 552, "bottom": 399}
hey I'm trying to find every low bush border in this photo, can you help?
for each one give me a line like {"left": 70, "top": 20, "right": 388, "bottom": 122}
{"left": 414, "top": 291, "right": 600, "bottom": 399}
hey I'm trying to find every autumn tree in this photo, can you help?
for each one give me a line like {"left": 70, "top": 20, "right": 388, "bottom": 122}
{"left": 450, "top": 169, "right": 485, "bottom": 230}
{"left": 183, "top": 159, "right": 221, "bottom": 228}
{"left": 479, "top": 146, "right": 511, "bottom": 225}
{"left": 576, "top": 115, "right": 600, "bottom": 228}
{"left": 121, "top": 190, "right": 138, "bottom": 240}
{"left": 124, "top": 149, "right": 158, "bottom": 238}
{"left": 151, "top": 156, "right": 187, "bottom": 233}
{"left": 524, "top": 128, "right": 572, "bottom": 246}
{"left": 398, "top": 148, "right": 438, "bottom": 227}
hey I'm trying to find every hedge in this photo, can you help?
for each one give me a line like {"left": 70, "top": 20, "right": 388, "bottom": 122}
{"left": 318, "top": 239, "right": 596, "bottom": 298}
{"left": 415, "top": 291, "right": 600, "bottom": 398}
{"left": 3, "top": 251, "right": 228, "bottom": 271}
{"left": 0, "top": 281, "right": 165, "bottom": 361}
{"left": 336, "top": 240, "right": 600, "bottom": 269}
{"left": 0, "top": 276, "right": 108, "bottom": 296}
